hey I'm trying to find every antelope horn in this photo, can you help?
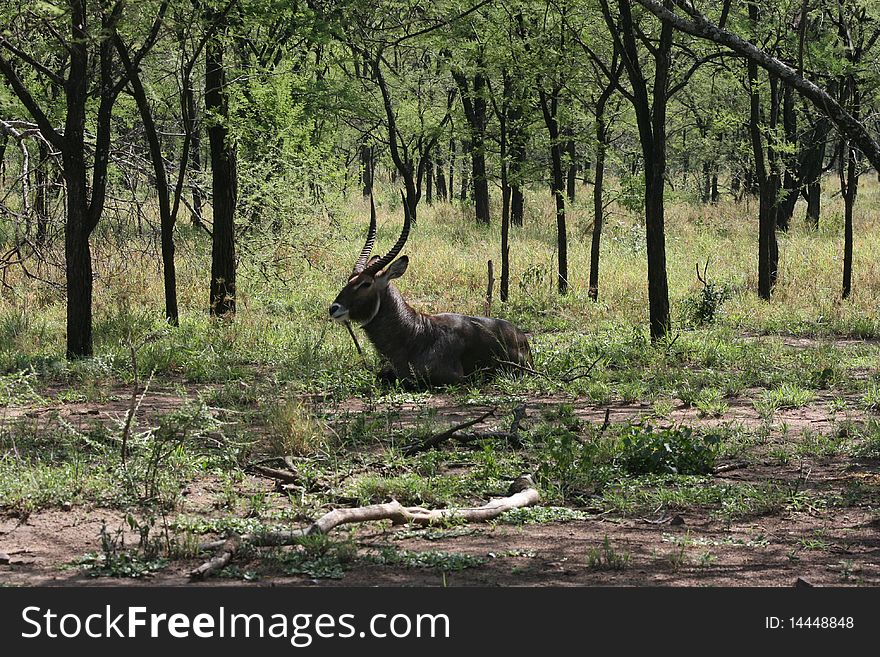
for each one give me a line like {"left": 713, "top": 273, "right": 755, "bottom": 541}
{"left": 353, "top": 193, "right": 378, "bottom": 274}
{"left": 362, "top": 191, "right": 411, "bottom": 276}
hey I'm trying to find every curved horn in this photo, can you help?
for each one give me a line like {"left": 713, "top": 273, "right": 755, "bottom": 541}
{"left": 362, "top": 191, "right": 411, "bottom": 276}
{"left": 352, "top": 193, "right": 378, "bottom": 273}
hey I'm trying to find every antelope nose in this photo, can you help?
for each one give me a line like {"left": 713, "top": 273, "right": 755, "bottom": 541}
{"left": 329, "top": 303, "right": 341, "bottom": 317}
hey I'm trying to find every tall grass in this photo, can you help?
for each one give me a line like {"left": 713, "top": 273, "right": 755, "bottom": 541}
{"left": 2, "top": 175, "right": 880, "bottom": 391}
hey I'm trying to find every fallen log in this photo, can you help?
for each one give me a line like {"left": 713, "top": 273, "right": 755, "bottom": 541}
{"left": 191, "top": 487, "right": 540, "bottom": 580}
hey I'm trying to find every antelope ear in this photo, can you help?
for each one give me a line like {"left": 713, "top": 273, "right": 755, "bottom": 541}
{"left": 377, "top": 256, "right": 409, "bottom": 284}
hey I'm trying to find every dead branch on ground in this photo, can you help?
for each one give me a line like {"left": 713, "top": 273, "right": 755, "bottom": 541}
{"left": 191, "top": 487, "right": 540, "bottom": 580}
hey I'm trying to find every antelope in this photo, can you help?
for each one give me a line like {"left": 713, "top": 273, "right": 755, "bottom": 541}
{"left": 329, "top": 195, "right": 533, "bottom": 386}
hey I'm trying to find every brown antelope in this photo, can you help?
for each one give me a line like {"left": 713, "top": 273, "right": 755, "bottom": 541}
{"left": 329, "top": 195, "right": 533, "bottom": 386}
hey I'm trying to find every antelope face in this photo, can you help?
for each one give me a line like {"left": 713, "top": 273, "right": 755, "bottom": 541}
{"left": 330, "top": 191, "right": 411, "bottom": 325}
{"left": 329, "top": 257, "right": 408, "bottom": 324}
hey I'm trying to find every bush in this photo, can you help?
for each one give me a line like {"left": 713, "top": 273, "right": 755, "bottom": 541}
{"left": 619, "top": 424, "right": 720, "bottom": 476}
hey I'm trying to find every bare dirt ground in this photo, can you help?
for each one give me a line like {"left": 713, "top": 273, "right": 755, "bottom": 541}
{"left": 2, "top": 500, "right": 879, "bottom": 587}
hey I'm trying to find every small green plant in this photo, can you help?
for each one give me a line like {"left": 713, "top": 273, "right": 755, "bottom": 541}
{"left": 271, "top": 534, "right": 359, "bottom": 579}
{"left": 756, "top": 384, "right": 815, "bottom": 414}
{"left": 75, "top": 516, "right": 168, "bottom": 578}
{"left": 587, "top": 535, "right": 631, "bottom": 570}
{"left": 680, "top": 261, "right": 730, "bottom": 327}
{"left": 619, "top": 424, "right": 720, "bottom": 476}
{"left": 372, "top": 547, "right": 486, "bottom": 571}
{"left": 498, "top": 506, "right": 590, "bottom": 525}
{"left": 694, "top": 388, "right": 729, "bottom": 418}
{"left": 861, "top": 384, "right": 880, "bottom": 412}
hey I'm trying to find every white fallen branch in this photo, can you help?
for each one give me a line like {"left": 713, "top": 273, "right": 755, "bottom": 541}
{"left": 191, "top": 488, "right": 540, "bottom": 580}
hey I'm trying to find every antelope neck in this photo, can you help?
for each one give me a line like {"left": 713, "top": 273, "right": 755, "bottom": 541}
{"left": 359, "top": 297, "right": 382, "bottom": 327}
{"left": 361, "top": 286, "right": 423, "bottom": 355}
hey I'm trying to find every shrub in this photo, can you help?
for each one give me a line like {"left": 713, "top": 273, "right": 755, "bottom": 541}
{"left": 619, "top": 424, "right": 720, "bottom": 476}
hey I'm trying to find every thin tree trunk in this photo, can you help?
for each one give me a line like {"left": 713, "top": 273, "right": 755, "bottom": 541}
{"left": 117, "top": 36, "right": 179, "bottom": 325}
{"left": 565, "top": 125, "right": 577, "bottom": 203}
{"left": 589, "top": 108, "right": 607, "bottom": 302}
{"left": 841, "top": 142, "right": 857, "bottom": 299}
{"left": 184, "top": 81, "right": 204, "bottom": 228}
{"left": 539, "top": 87, "right": 567, "bottom": 295}
{"left": 360, "top": 141, "right": 373, "bottom": 198}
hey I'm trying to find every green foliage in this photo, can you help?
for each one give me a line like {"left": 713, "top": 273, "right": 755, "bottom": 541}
{"left": 619, "top": 424, "right": 720, "bottom": 476}
{"left": 371, "top": 547, "right": 485, "bottom": 571}
{"left": 587, "top": 536, "right": 632, "bottom": 571}
{"left": 680, "top": 280, "right": 731, "bottom": 327}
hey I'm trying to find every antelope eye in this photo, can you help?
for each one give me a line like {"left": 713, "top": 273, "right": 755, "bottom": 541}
{"left": 358, "top": 280, "right": 372, "bottom": 289}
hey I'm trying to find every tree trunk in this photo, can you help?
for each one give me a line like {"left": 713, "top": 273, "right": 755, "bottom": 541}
{"left": 184, "top": 81, "right": 205, "bottom": 228}
{"left": 806, "top": 181, "right": 821, "bottom": 228}
{"left": 425, "top": 151, "right": 433, "bottom": 205}
{"left": 606, "top": 0, "right": 672, "bottom": 339}
{"left": 118, "top": 36, "right": 179, "bottom": 325}
{"left": 452, "top": 69, "right": 490, "bottom": 225}
{"left": 749, "top": 49, "right": 779, "bottom": 300}
{"left": 565, "top": 125, "right": 577, "bottom": 203}
{"left": 589, "top": 105, "right": 607, "bottom": 302}
{"left": 435, "top": 145, "right": 448, "bottom": 200}
{"left": 841, "top": 143, "right": 857, "bottom": 299}
{"left": 360, "top": 141, "right": 373, "bottom": 198}
{"left": 539, "top": 87, "right": 567, "bottom": 295}
{"left": 509, "top": 110, "right": 526, "bottom": 227}
{"left": 448, "top": 138, "right": 455, "bottom": 200}
{"left": 777, "top": 84, "right": 797, "bottom": 232}
{"left": 63, "top": 152, "right": 93, "bottom": 359}
{"left": 459, "top": 140, "right": 470, "bottom": 202}
{"left": 205, "top": 15, "right": 237, "bottom": 317}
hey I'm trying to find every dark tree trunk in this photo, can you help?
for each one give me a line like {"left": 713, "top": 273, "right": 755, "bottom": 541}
{"left": 117, "top": 36, "right": 179, "bottom": 326}
{"left": 435, "top": 146, "right": 448, "bottom": 200}
{"left": 0, "top": 132, "right": 7, "bottom": 183}
{"left": 425, "top": 151, "right": 433, "bottom": 204}
{"left": 448, "top": 138, "right": 455, "bottom": 200}
{"left": 701, "top": 160, "right": 711, "bottom": 204}
{"left": 539, "top": 87, "right": 568, "bottom": 295}
{"left": 63, "top": 153, "right": 94, "bottom": 359}
{"left": 806, "top": 181, "right": 821, "bottom": 228}
{"left": 604, "top": 0, "right": 672, "bottom": 339}
{"left": 360, "top": 142, "right": 373, "bottom": 198}
{"left": 565, "top": 125, "right": 577, "bottom": 202}
{"left": 589, "top": 103, "right": 608, "bottom": 302}
{"left": 748, "top": 32, "right": 779, "bottom": 300}
{"left": 452, "top": 69, "right": 490, "bottom": 224}
{"left": 509, "top": 108, "right": 526, "bottom": 227}
{"left": 205, "top": 14, "right": 237, "bottom": 317}
{"left": 841, "top": 141, "right": 857, "bottom": 299}
{"left": 777, "top": 84, "right": 797, "bottom": 231}
{"left": 800, "top": 116, "right": 830, "bottom": 229}
{"left": 459, "top": 140, "right": 470, "bottom": 202}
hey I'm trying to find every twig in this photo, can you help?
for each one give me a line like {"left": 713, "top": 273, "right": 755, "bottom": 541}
{"left": 402, "top": 408, "right": 496, "bottom": 456}
{"left": 248, "top": 464, "right": 300, "bottom": 484}
{"left": 344, "top": 320, "right": 369, "bottom": 368}
{"left": 499, "top": 355, "right": 603, "bottom": 384}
